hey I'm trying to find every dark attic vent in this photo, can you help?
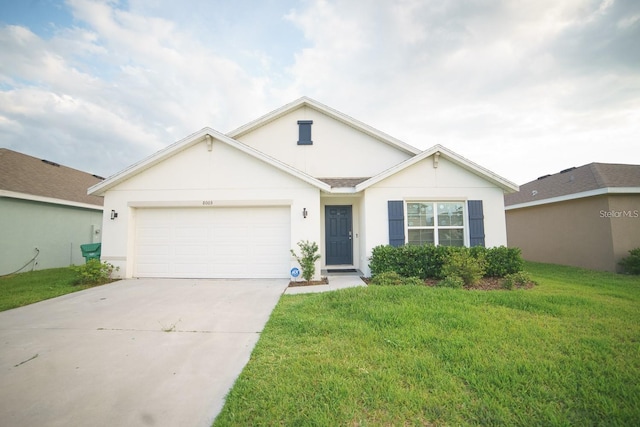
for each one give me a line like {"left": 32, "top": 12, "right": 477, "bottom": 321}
{"left": 297, "top": 120, "right": 313, "bottom": 145}
{"left": 537, "top": 174, "right": 551, "bottom": 180}
{"left": 41, "top": 159, "right": 60, "bottom": 167}
{"left": 560, "top": 167, "right": 576, "bottom": 174}
{"left": 92, "top": 174, "right": 105, "bottom": 180}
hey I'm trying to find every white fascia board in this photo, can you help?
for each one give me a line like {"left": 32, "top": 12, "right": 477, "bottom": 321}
{"left": 227, "top": 97, "right": 422, "bottom": 156}
{"left": 223, "top": 132, "right": 332, "bottom": 191}
{"left": 505, "top": 187, "right": 640, "bottom": 210}
{"left": 0, "top": 190, "right": 103, "bottom": 210}
{"left": 88, "top": 127, "right": 216, "bottom": 195}
{"left": 435, "top": 145, "right": 519, "bottom": 193}
{"left": 88, "top": 127, "right": 331, "bottom": 195}
{"left": 355, "top": 144, "right": 519, "bottom": 193}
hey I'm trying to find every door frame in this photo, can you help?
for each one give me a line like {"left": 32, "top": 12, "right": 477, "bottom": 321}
{"left": 324, "top": 205, "right": 353, "bottom": 265}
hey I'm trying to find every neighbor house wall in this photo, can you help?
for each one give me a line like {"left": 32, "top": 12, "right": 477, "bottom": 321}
{"left": 505, "top": 195, "right": 617, "bottom": 271}
{"left": 235, "top": 106, "right": 413, "bottom": 178}
{"left": 0, "top": 197, "right": 102, "bottom": 274}
{"left": 360, "top": 156, "right": 509, "bottom": 276}
{"left": 606, "top": 194, "right": 640, "bottom": 272}
{"left": 100, "top": 138, "right": 322, "bottom": 279}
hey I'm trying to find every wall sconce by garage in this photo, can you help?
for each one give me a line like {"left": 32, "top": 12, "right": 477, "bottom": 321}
{"left": 110, "top": 210, "right": 118, "bottom": 220}
{"left": 302, "top": 208, "right": 308, "bottom": 219}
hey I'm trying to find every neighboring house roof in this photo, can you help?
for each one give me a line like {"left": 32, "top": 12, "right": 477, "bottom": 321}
{"left": 505, "top": 163, "right": 640, "bottom": 209}
{"left": 0, "top": 148, "right": 104, "bottom": 208}
{"left": 227, "top": 97, "right": 422, "bottom": 156}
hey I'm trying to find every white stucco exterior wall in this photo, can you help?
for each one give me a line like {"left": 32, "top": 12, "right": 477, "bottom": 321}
{"left": 100, "top": 139, "right": 322, "bottom": 279}
{"left": 235, "top": 106, "right": 413, "bottom": 178}
{"left": 360, "top": 156, "right": 509, "bottom": 276}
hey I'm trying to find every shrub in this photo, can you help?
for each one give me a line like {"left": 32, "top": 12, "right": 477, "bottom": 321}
{"left": 619, "top": 248, "right": 640, "bottom": 275}
{"left": 74, "top": 259, "right": 118, "bottom": 285}
{"left": 290, "top": 240, "right": 321, "bottom": 283}
{"left": 369, "top": 271, "right": 404, "bottom": 286}
{"left": 483, "top": 246, "right": 524, "bottom": 277}
{"left": 442, "top": 250, "right": 486, "bottom": 285}
{"left": 403, "top": 276, "right": 425, "bottom": 286}
{"left": 502, "top": 271, "right": 535, "bottom": 289}
{"left": 369, "top": 244, "right": 452, "bottom": 279}
{"left": 369, "top": 244, "right": 524, "bottom": 280}
{"left": 437, "top": 275, "right": 465, "bottom": 289}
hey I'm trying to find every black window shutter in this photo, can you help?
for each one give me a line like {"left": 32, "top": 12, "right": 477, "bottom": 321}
{"left": 388, "top": 201, "right": 405, "bottom": 247}
{"left": 297, "top": 120, "right": 313, "bottom": 145}
{"left": 468, "top": 200, "right": 485, "bottom": 247}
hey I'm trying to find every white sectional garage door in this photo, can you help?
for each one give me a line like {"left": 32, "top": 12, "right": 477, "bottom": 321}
{"left": 134, "top": 206, "right": 290, "bottom": 278}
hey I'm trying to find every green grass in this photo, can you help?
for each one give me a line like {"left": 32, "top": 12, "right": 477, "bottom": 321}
{"left": 0, "top": 267, "right": 98, "bottom": 311}
{"left": 214, "top": 262, "right": 640, "bottom": 426}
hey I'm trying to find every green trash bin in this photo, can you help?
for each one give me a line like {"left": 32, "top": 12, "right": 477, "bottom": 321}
{"left": 80, "top": 243, "right": 102, "bottom": 262}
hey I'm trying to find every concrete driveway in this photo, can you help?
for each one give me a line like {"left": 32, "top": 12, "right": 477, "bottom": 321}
{"left": 0, "top": 278, "right": 289, "bottom": 427}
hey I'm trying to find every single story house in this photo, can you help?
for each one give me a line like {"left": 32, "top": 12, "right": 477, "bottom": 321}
{"left": 89, "top": 97, "right": 518, "bottom": 279}
{"left": 0, "top": 148, "right": 104, "bottom": 274}
{"left": 505, "top": 163, "right": 640, "bottom": 272}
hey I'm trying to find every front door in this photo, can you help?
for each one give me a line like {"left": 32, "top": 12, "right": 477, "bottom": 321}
{"left": 325, "top": 205, "right": 353, "bottom": 265}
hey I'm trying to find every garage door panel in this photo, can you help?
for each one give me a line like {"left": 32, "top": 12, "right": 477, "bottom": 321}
{"left": 134, "top": 207, "right": 290, "bottom": 278}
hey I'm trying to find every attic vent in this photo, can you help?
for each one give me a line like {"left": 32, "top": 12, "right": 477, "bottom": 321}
{"left": 297, "top": 120, "right": 313, "bottom": 145}
{"left": 92, "top": 174, "right": 105, "bottom": 180}
{"left": 537, "top": 174, "right": 551, "bottom": 180}
{"left": 41, "top": 159, "right": 60, "bottom": 167}
{"left": 560, "top": 167, "right": 576, "bottom": 174}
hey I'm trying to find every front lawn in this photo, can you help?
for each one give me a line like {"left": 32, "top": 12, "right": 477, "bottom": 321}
{"left": 0, "top": 267, "right": 97, "bottom": 311}
{"left": 214, "top": 262, "right": 640, "bottom": 426}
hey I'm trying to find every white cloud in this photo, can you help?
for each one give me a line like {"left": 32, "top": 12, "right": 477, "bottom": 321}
{"left": 0, "top": 0, "right": 637, "bottom": 184}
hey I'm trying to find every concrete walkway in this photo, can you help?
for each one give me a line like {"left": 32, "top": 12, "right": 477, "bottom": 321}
{"left": 0, "top": 278, "right": 288, "bottom": 427}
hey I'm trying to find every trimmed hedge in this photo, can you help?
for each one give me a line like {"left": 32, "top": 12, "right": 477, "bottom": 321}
{"left": 369, "top": 245, "right": 523, "bottom": 279}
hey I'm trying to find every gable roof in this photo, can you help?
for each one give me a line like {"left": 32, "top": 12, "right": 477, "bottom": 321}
{"left": 505, "top": 163, "right": 640, "bottom": 209}
{"left": 0, "top": 148, "right": 104, "bottom": 208}
{"left": 89, "top": 99, "right": 518, "bottom": 197}
{"left": 227, "top": 97, "right": 422, "bottom": 156}
{"left": 354, "top": 144, "right": 518, "bottom": 193}
{"left": 88, "top": 127, "right": 332, "bottom": 196}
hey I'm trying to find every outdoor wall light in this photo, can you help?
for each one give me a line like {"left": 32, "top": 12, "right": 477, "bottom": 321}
{"left": 110, "top": 210, "right": 118, "bottom": 220}
{"left": 303, "top": 208, "right": 308, "bottom": 218}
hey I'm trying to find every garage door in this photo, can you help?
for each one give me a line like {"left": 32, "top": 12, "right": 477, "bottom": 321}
{"left": 134, "top": 206, "right": 291, "bottom": 278}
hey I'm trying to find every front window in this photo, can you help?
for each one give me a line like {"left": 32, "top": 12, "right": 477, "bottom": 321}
{"left": 407, "top": 202, "right": 464, "bottom": 246}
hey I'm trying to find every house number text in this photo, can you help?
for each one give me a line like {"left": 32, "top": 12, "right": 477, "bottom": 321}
{"left": 202, "top": 200, "right": 214, "bottom": 206}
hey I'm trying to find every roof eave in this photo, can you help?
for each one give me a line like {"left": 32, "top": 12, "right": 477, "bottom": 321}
{"left": 88, "top": 127, "right": 331, "bottom": 196}
{"left": 506, "top": 186, "right": 640, "bottom": 210}
{"left": 1, "top": 190, "right": 103, "bottom": 210}
{"left": 356, "top": 145, "right": 519, "bottom": 193}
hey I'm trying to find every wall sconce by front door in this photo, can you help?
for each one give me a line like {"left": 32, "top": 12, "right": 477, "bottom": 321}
{"left": 110, "top": 210, "right": 118, "bottom": 220}
{"left": 302, "top": 208, "right": 308, "bottom": 219}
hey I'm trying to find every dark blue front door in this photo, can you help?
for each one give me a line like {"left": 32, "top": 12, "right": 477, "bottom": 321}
{"left": 325, "top": 205, "right": 353, "bottom": 265}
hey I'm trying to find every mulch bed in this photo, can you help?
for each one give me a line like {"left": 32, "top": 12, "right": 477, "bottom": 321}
{"left": 360, "top": 276, "right": 535, "bottom": 290}
{"left": 288, "top": 277, "right": 329, "bottom": 287}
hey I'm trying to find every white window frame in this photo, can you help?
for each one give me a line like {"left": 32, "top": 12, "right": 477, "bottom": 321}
{"left": 405, "top": 201, "right": 467, "bottom": 247}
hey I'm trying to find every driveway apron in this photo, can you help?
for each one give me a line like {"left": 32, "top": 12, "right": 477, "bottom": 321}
{"left": 0, "top": 278, "right": 289, "bottom": 427}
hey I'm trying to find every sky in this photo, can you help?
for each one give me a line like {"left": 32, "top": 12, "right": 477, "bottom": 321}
{"left": 0, "top": 0, "right": 638, "bottom": 185}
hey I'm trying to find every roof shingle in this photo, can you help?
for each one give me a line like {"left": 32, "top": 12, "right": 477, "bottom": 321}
{"left": 504, "top": 162, "right": 640, "bottom": 206}
{"left": 318, "top": 177, "right": 370, "bottom": 188}
{"left": 0, "top": 148, "right": 104, "bottom": 206}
